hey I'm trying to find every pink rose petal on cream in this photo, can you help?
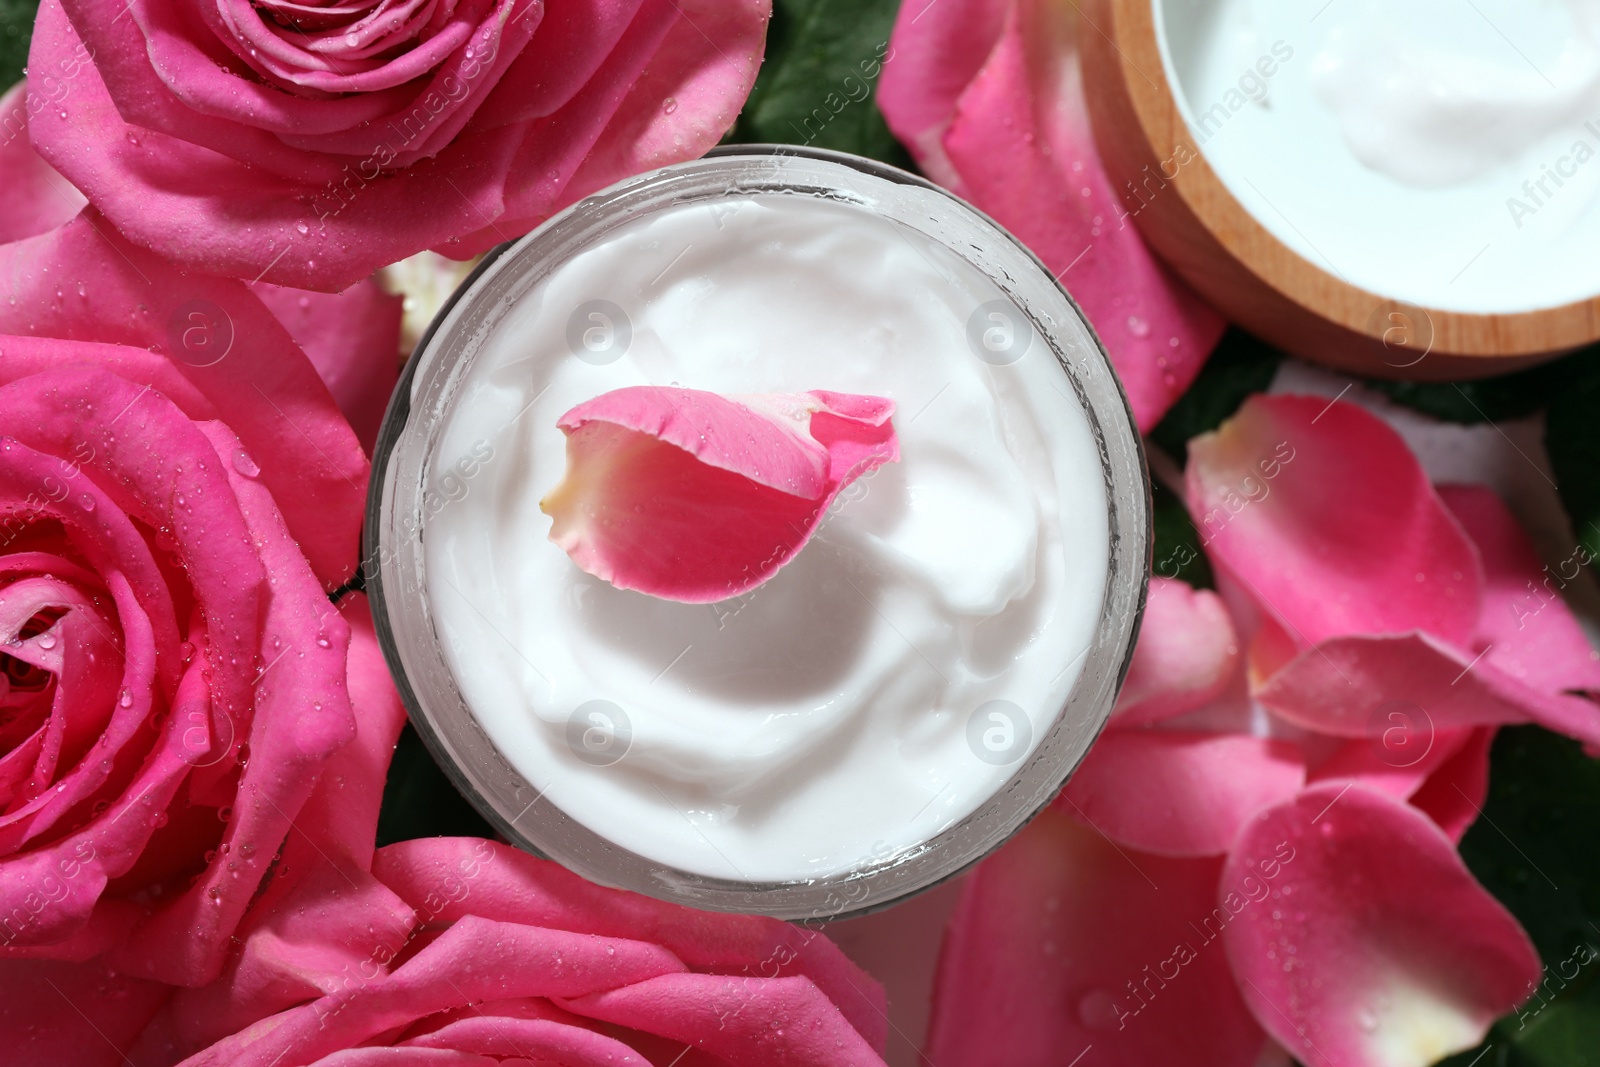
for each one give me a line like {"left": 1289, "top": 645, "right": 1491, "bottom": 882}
{"left": 927, "top": 806, "right": 1268, "bottom": 1067}
{"left": 1064, "top": 732, "right": 1306, "bottom": 857}
{"left": 542, "top": 386, "right": 899, "bottom": 602}
{"left": 1187, "top": 396, "right": 1483, "bottom": 650}
{"left": 1113, "top": 577, "right": 1240, "bottom": 727}
{"left": 1223, "top": 783, "right": 1540, "bottom": 1067}
{"left": 880, "top": 0, "right": 1225, "bottom": 430}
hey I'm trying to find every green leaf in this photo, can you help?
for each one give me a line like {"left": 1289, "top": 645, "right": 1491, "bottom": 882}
{"left": 727, "top": 0, "right": 914, "bottom": 168}
{"left": 0, "top": 0, "right": 36, "bottom": 89}
{"left": 1546, "top": 367, "right": 1600, "bottom": 567}
{"left": 1438, "top": 726, "right": 1600, "bottom": 1067}
{"left": 375, "top": 724, "right": 497, "bottom": 847}
{"left": 1367, "top": 347, "right": 1600, "bottom": 426}
{"left": 1150, "top": 477, "right": 1212, "bottom": 589}
{"left": 1148, "top": 327, "right": 1283, "bottom": 461}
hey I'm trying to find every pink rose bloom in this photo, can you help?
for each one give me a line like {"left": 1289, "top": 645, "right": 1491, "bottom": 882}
{"left": 121, "top": 838, "right": 890, "bottom": 1067}
{"left": 878, "top": 0, "right": 1225, "bottom": 430}
{"left": 26, "top": 0, "right": 771, "bottom": 292}
{"left": 0, "top": 80, "right": 404, "bottom": 453}
{"left": 926, "top": 395, "right": 1600, "bottom": 1067}
{"left": 0, "top": 594, "right": 410, "bottom": 1066}
{"left": 0, "top": 137, "right": 386, "bottom": 984}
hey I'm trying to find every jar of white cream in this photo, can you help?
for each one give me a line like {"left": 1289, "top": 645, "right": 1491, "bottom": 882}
{"left": 366, "top": 147, "right": 1149, "bottom": 919}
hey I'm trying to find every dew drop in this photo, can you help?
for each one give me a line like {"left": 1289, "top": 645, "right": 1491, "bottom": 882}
{"left": 663, "top": 97, "right": 679, "bottom": 114}
{"left": 232, "top": 450, "right": 260, "bottom": 478}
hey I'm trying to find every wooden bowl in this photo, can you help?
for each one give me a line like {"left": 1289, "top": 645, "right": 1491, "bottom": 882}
{"left": 1077, "top": 0, "right": 1600, "bottom": 379}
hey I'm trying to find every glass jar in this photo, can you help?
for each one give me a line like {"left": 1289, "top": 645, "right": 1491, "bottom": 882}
{"left": 365, "top": 145, "right": 1150, "bottom": 920}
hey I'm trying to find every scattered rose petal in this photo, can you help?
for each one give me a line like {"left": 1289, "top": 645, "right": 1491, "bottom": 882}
{"left": 927, "top": 806, "right": 1267, "bottom": 1067}
{"left": 1187, "top": 396, "right": 1483, "bottom": 650}
{"left": 1113, "top": 577, "right": 1240, "bottom": 728}
{"left": 1439, "top": 484, "right": 1600, "bottom": 694}
{"left": 1407, "top": 727, "right": 1497, "bottom": 843}
{"left": 542, "top": 386, "right": 899, "bottom": 602}
{"left": 1224, "top": 784, "right": 1540, "bottom": 1067}
{"left": 1065, "top": 732, "right": 1306, "bottom": 857}
{"left": 1258, "top": 632, "right": 1600, "bottom": 748}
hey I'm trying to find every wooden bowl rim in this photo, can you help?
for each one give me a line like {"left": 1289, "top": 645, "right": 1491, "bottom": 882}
{"left": 1090, "top": 0, "right": 1600, "bottom": 360}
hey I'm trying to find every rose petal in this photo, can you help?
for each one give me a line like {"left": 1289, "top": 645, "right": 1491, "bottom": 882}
{"left": 0, "top": 80, "right": 86, "bottom": 242}
{"left": 542, "top": 387, "right": 898, "bottom": 602}
{"left": 1187, "top": 396, "right": 1483, "bottom": 650}
{"left": 878, "top": 0, "right": 1012, "bottom": 188}
{"left": 174, "top": 917, "right": 688, "bottom": 1067}
{"left": 108, "top": 419, "right": 356, "bottom": 985}
{"left": 1112, "top": 577, "right": 1240, "bottom": 728}
{"left": 1438, "top": 484, "right": 1600, "bottom": 694}
{"left": 927, "top": 806, "right": 1267, "bottom": 1066}
{"left": 887, "top": 0, "right": 1223, "bottom": 431}
{"left": 1407, "top": 726, "right": 1496, "bottom": 843}
{"left": 250, "top": 279, "right": 402, "bottom": 453}
{"left": 1063, "top": 732, "right": 1306, "bottom": 857}
{"left": 0, "top": 957, "right": 170, "bottom": 1067}
{"left": 1257, "top": 632, "right": 1600, "bottom": 748}
{"left": 559, "top": 973, "right": 887, "bottom": 1067}
{"left": 1223, "top": 783, "right": 1540, "bottom": 1067}
{"left": 1305, "top": 730, "right": 1473, "bottom": 802}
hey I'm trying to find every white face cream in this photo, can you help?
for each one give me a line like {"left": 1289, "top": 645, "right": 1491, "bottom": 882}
{"left": 1159, "top": 0, "right": 1600, "bottom": 313}
{"left": 420, "top": 194, "right": 1110, "bottom": 884}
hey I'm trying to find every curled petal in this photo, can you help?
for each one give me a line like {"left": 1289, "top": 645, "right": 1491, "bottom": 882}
{"left": 1113, "top": 577, "right": 1240, "bottom": 727}
{"left": 1187, "top": 396, "right": 1483, "bottom": 650}
{"left": 1257, "top": 633, "right": 1600, "bottom": 748}
{"left": 927, "top": 806, "right": 1267, "bottom": 1067}
{"left": 1064, "top": 732, "right": 1305, "bottom": 857}
{"left": 542, "top": 387, "right": 899, "bottom": 602}
{"left": 1223, "top": 784, "right": 1540, "bottom": 1067}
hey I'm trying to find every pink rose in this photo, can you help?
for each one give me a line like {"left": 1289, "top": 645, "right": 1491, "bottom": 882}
{"left": 924, "top": 395, "right": 1600, "bottom": 1067}
{"left": 0, "top": 595, "right": 409, "bottom": 1066}
{"left": 25, "top": 0, "right": 771, "bottom": 292}
{"left": 123, "top": 837, "right": 890, "bottom": 1067}
{"left": 0, "top": 79, "right": 404, "bottom": 453}
{"left": 0, "top": 148, "right": 384, "bottom": 984}
{"left": 878, "top": 0, "right": 1225, "bottom": 430}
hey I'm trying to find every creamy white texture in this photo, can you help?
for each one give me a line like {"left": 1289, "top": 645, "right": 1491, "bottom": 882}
{"left": 423, "top": 195, "right": 1108, "bottom": 883}
{"left": 1160, "top": 0, "right": 1600, "bottom": 312}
